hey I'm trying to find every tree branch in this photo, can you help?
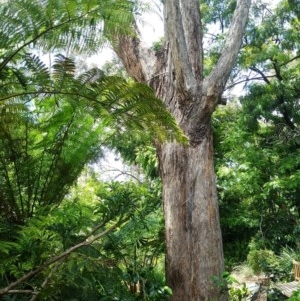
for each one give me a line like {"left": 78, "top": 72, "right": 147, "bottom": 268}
{"left": 164, "top": 0, "right": 196, "bottom": 91}
{"left": 29, "top": 259, "right": 65, "bottom": 301}
{"left": 225, "top": 75, "right": 277, "bottom": 90}
{"left": 180, "top": 0, "right": 204, "bottom": 81}
{"left": 279, "top": 54, "right": 300, "bottom": 67}
{"left": 250, "top": 66, "right": 271, "bottom": 84}
{"left": 6, "top": 290, "right": 38, "bottom": 295}
{"left": 113, "top": 22, "right": 157, "bottom": 83}
{"left": 0, "top": 90, "right": 100, "bottom": 103}
{"left": 0, "top": 217, "right": 129, "bottom": 296}
{"left": 206, "top": 0, "right": 251, "bottom": 95}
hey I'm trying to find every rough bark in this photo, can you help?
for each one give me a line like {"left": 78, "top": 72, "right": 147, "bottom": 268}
{"left": 157, "top": 129, "right": 224, "bottom": 301}
{"left": 113, "top": 0, "right": 251, "bottom": 300}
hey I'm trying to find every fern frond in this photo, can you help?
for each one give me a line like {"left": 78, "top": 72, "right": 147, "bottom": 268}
{"left": 24, "top": 53, "right": 51, "bottom": 84}
{"left": 52, "top": 54, "right": 76, "bottom": 85}
{"left": 0, "top": 0, "right": 136, "bottom": 72}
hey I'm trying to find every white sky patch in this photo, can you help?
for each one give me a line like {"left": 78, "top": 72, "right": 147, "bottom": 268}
{"left": 92, "top": 149, "right": 144, "bottom": 182}
{"left": 138, "top": 4, "right": 164, "bottom": 46}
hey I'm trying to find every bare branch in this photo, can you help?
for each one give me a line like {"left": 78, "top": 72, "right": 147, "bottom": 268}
{"left": 180, "top": 0, "right": 203, "bottom": 81}
{"left": 165, "top": 0, "right": 196, "bottom": 90}
{"left": 250, "top": 66, "right": 271, "bottom": 84}
{"left": 6, "top": 290, "right": 38, "bottom": 295}
{"left": 279, "top": 54, "right": 300, "bottom": 67}
{"left": 225, "top": 75, "right": 276, "bottom": 90}
{"left": 207, "top": 0, "right": 251, "bottom": 94}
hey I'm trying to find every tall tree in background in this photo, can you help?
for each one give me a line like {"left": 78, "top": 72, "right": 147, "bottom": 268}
{"left": 112, "top": 0, "right": 251, "bottom": 300}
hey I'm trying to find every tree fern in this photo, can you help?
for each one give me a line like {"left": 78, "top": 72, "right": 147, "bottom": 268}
{"left": 0, "top": 0, "right": 186, "bottom": 224}
{"left": 0, "top": 2, "right": 187, "bottom": 299}
{"left": 0, "top": 0, "right": 184, "bottom": 141}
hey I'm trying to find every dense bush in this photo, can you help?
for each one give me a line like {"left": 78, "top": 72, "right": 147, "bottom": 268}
{"left": 247, "top": 249, "right": 277, "bottom": 275}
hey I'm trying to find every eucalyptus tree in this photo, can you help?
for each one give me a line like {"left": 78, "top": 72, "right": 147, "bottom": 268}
{"left": 109, "top": 0, "right": 251, "bottom": 300}
{"left": 0, "top": 0, "right": 252, "bottom": 299}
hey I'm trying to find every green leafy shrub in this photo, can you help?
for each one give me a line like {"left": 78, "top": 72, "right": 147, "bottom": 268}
{"left": 212, "top": 272, "right": 250, "bottom": 301}
{"left": 229, "top": 284, "right": 250, "bottom": 301}
{"left": 249, "top": 247, "right": 300, "bottom": 283}
{"left": 247, "top": 249, "right": 277, "bottom": 275}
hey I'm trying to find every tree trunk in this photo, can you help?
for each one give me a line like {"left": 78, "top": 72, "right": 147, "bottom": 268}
{"left": 157, "top": 128, "right": 224, "bottom": 301}
{"left": 112, "top": 0, "right": 251, "bottom": 299}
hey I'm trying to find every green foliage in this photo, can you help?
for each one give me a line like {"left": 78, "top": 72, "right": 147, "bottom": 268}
{"left": 0, "top": 179, "right": 168, "bottom": 300}
{"left": 213, "top": 105, "right": 258, "bottom": 265}
{"left": 102, "top": 56, "right": 128, "bottom": 78}
{"left": 247, "top": 249, "right": 277, "bottom": 275}
{"left": 0, "top": 0, "right": 186, "bottom": 225}
{"left": 0, "top": 0, "right": 186, "bottom": 148}
{"left": 288, "top": 288, "right": 300, "bottom": 301}
{"left": 212, "top": 272, "right": 250, "bottom": 301}
{"left": 200, "top": 0, "right": 236, "bottom": 76}
{"left": 268, "top": 247, "right": 300, "bottom": 282}
{"left": 201, "top": 0, "right": 236, "bottom": 31}
{"left": 0, "top": 0, "right": 188, "bottom": 299}
{"left": 0, "top": 0, "right": 134, "bottom": 59}
{"left": 245, "top": 245, "right": 298, "bottom": 283}
{"left": 0, "top": 63, "right": 105, "bottom": 222}
{"left": 267, "top": 288, "right": 286, "bottom": 301}
{"left": 212, "top": 271, "right": 235, "bottom": 293}
{"left": 214, "top": 93, "right": 300, "bottom": 257}
{"left": 151, "top": 38, "right": 165, "bottom": 53}
{"left": 135, "top": 145, "right": 159, "bottom": 179}
{"left": 94, "top": 181, "right": 168, "bottom": 300}
{"left": 229, "top": 284, "right": 250, "bottom": 301}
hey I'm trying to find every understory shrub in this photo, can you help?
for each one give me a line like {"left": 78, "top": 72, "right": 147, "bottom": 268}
{"left": 247, "top": 249, "right": 277, "bottom": 275}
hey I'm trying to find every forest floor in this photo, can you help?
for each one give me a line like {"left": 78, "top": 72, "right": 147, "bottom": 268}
{"left": 231, "top": 266, "right": 269, "bottom": 301}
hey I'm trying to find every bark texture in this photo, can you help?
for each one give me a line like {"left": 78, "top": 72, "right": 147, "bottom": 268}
{"left": 113, "top": 0, "right": 251, "bottom": 300}
{"left": 157, "top": 133, "right": 224, "bottom": 301}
